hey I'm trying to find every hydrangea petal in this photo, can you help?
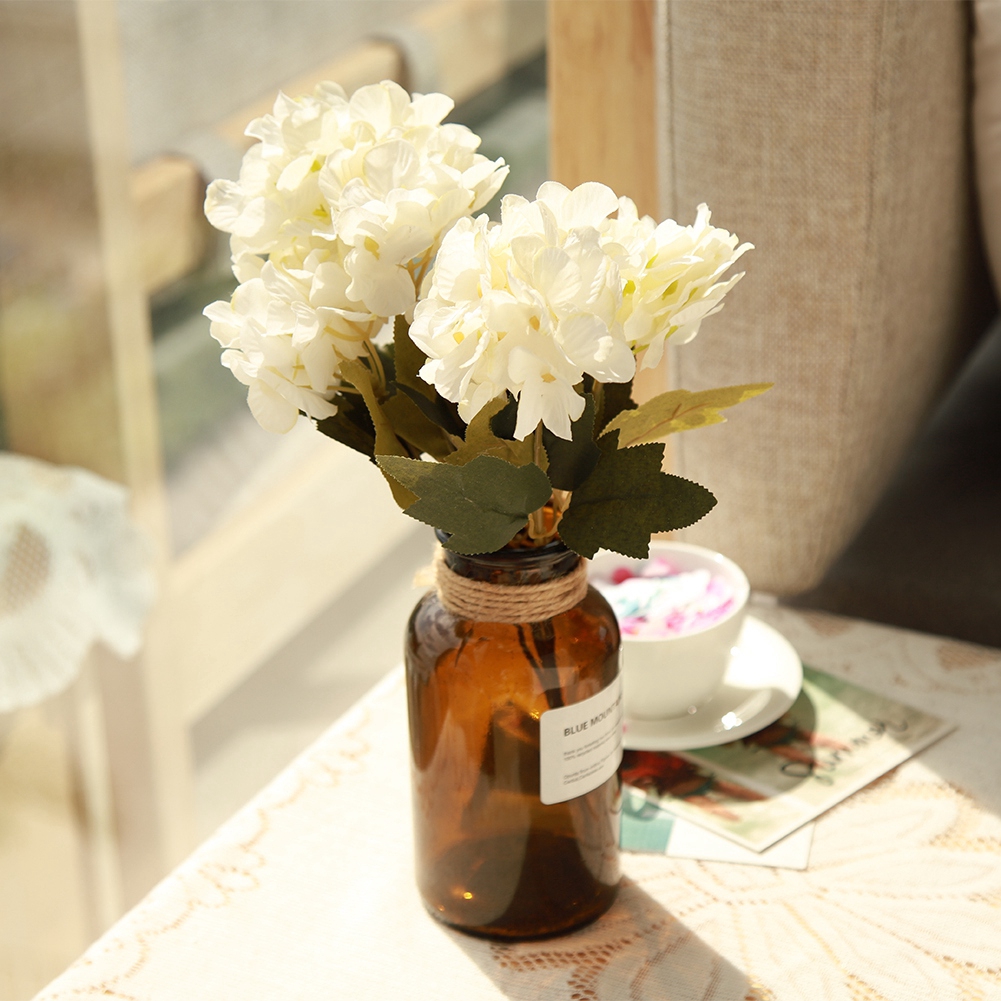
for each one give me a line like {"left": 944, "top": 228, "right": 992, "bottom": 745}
{"left": 410, "top": 92, "right": 454, "bottom": 125}
{"left": 559, "top": 181, "right": 619, "bottom": 230}
{"left": 247, "top": 380, "right": 299, "bottom": 434}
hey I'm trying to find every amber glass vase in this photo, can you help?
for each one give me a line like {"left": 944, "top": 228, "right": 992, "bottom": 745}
{"left": 405, "top": 536, "right": 622, "bottom": 939}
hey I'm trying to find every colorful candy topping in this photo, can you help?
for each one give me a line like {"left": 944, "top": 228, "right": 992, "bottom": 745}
{"left": 595, "top": 558, "right": 736, "bottom": 638}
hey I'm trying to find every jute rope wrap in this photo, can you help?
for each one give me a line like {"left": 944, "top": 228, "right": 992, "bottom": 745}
{"left": 433, "top": 547, "right": 589, "bottom": 623}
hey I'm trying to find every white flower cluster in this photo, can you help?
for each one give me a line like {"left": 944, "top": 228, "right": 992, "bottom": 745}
{"left": 604, "top": 199, "right": 751, "bottom": 368}
{"left": 411, "top": 182, "right": 750, "bottom": 441}
{"left": 203, "top": 81, "right": 508, "bottom": 433}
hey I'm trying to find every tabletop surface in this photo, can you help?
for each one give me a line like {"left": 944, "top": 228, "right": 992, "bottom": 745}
{"left": 35, "top": 605, "right": 1001, "bottom": 1001}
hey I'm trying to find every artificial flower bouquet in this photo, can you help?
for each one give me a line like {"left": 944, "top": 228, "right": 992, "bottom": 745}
{"left": 204, "top": 80, "right": 768, "bottom": 558}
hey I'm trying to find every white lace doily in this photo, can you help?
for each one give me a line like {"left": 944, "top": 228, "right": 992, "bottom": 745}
{"left": 0, "top": 453, "right": 155, "bottom": 713}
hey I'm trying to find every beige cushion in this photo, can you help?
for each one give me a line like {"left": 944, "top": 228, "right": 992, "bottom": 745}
{"left": 974, "top": 1, "right": 1001, "bottom": 293}
{"left": 661, "top": 1, "right": 990, "bottom": 595}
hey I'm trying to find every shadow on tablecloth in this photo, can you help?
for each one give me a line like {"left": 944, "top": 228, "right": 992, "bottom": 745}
{"left": 445, "top": 877, "right": 756, "bottom": 1001}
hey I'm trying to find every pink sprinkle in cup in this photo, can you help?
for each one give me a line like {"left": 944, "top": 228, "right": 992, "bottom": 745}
{"left": 589, "top": 542, "right": 750, "bottom": 720}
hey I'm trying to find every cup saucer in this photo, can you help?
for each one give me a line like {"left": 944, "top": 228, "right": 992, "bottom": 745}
{"left": 621, "top": 615, "right": 803, "bottom": 751}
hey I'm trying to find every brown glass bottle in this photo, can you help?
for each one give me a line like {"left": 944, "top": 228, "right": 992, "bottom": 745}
{"left": 405, "top": 537, "right": 621, "bottom": 939}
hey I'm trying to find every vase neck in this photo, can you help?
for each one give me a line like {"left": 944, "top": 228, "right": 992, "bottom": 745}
{"left": 439, "top": 538, "right": 580, "bottom": 587}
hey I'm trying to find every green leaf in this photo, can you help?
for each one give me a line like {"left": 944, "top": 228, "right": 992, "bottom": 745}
{"left": 489, "top": 393, "right": 519, "bottom": 440}
{"left": 558, "top": 431, "right": 716, "bottom": 558}
{"left": 315, "top": 393, "right": 376, "bottom": 458}
{"left": 595, "top": 379, "right": 637, "bottom": 434}
{"left": 396, "top": 383, "right": 466, "bottom": 437}
{"left": 377, "top": 454, "right": 552, "bottom": 554}
{"left": 603, "top": 383, "right": 773, "bottom": 448}
{"left": 382, "top": 391, "right": 454, "bottom": 460}
{"left": 393, "top": 315, "right": 433, "bottom": 399}
{"left": 444, "top": 394, "right": 533, "bottom": 467}
{"left": 375, "top": 342, "right": 396, "bottom": 385}
{"left": 341, "top": 358, "right": 417, "bottom": 508}
{"left": 542, "top": 395, "right": 601, "bottom": 490}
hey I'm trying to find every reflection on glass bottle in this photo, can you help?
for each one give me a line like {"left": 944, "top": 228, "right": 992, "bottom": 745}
{"left": 405, "top": 538, "right": 621, "bottom": 939}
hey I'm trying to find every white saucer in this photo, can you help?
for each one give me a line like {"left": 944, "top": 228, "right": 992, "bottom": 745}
{"left": 622, "top": 615, "right": 803, "bottom": 751}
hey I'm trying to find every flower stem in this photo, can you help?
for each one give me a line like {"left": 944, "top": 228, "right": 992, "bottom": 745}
{"left": 409, "top": 248, "right": 433, "bottom": 288}
{"left": 592, "top": 380, "right": 606, "bottom": 429}
{"left": 364, "top": 340, "right": 387, "bottom": 397}
{"left": 527, "top": 426, "right": 549, "bottom": 541}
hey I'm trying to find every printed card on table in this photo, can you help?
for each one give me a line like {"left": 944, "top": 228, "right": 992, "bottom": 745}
{"left": 621, "top": 666, "right": 956, "bottom": 853}
{"left": 620, "top": 792, "right": 815, "bottom": 869}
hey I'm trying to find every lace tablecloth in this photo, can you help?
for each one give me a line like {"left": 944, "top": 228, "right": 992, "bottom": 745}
{"left": 34, "top": 607, "right": 1001, "bottom": 1001}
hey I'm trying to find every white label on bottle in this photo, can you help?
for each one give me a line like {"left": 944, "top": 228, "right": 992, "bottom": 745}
{"left": 539, "top": 676, "right": 623, "bottom": 805}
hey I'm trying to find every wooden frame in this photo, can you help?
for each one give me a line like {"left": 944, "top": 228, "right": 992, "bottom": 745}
{"left": 548, "top": 0, "right": 666, "bottom": 406}
{"left": 0, "top": 2, "right": 550, "bottom": 959}
{"left": 0, "top": 1, "right": 188, "bottom": 973}
{"left": 133, "top": 0, "right": 547, "bottom": 295}
{"left": 548, "top": 0, "right": 659, "bottom": 218}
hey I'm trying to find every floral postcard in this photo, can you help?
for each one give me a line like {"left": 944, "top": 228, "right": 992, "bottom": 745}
{"left": 620, "top": 788, "right": 815, "bottom": 869}
{"left": 620, "top": 666, "right": 956, "bottom": 852}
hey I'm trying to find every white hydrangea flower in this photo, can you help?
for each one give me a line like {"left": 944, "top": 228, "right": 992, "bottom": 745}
{"left": 410, "top": 182, "right": 749, "bottom": 441}
{"left": 602, "top": 198, "right": 752, "bottom": 369}
{"left": 204, "top": 80, "right": 508, "bottom": 318}
{"left": 410, "top": 188, "right": 636, "bottom": 441}
{"left": 203, "top": 79, "right": 509, "bottom": 435}
{"left": 203, "top": 245, "right": 380, "bottom": 434}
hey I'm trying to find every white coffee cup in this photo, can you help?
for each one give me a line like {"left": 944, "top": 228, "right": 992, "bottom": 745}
{"left": 589, "top": 542, "right": 750, "bottom": 720}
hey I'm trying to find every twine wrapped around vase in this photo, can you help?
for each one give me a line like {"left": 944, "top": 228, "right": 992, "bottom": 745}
{"left": 432, "top": 547, "right": 589, "bottom": 623}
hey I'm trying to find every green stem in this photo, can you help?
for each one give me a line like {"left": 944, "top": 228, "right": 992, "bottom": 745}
{"left": 527, "top": 425, "right": 549, "bottom": 541}
{"left": 592, "top": 380, "right": 606, "bottom": 430}
{"left": 363, "top": 340, "right": 387, "bottom": 397}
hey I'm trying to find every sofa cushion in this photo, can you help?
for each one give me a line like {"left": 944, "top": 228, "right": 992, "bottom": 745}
{"left": 974, "top": 0, "right": 1001, "bottom": 296}
{"left": 663, "top": 1, "right": 993, "bottom": 594}
{"left": 795, "top": 319, "right": 1001, "bottom": 647}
